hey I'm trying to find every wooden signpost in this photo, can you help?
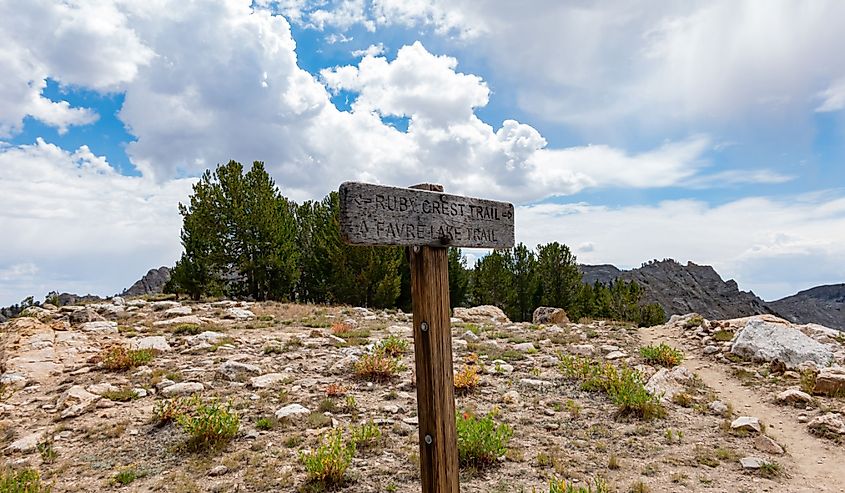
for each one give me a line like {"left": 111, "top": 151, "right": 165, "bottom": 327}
{"left": 339, "top": 182, "right": 515, "bottom": 493}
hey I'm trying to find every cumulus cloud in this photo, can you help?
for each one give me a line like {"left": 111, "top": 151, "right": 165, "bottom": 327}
{"left": 517, "top": 194, "right": 845, "bottom": 301}
{"left": 816, "top": 77, "right": 845, "bottom": 112}
{"left": 0, "top": 139, "right": 194, "bottom": 305}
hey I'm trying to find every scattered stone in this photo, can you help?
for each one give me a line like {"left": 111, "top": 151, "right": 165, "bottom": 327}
{"left": 153, "top": 315, "right": 205, "bottom": 327}
{"left": 130, "top": 336, "right": 171, "bottom": 352}
{"left": 453, "top": 339, "right": 468, "bottom": 350}
{"left": 79, "top": 321, "right": 118, "bottom": 334}
{"left": 808, "top": 413, "right": 845, "bottom": 436}
{"left": 532, "top": 306, "right": 570, "bottom": 325}
{"left": 224, "top": 307, "right": 255, "bottom": 320}
{"left": 486, "top": 360, "right": 514, "bottom": 375}
{"left": 190, "top": 331, "right": 228, "bottom": 344}
{"left": 249, "top": 373, "right": 288, "bottom": 389}
{"left": 520, "top": 378, "right": 553, "bottom": 389}
{"left": 513, "top": 342, "right": 536, "bottom": 352}
{"left": 730, "top": 318, "right": 833, "bottom": 369}
{"left": 740, "top": 457, "right": 765, "bottom": 470}
{"left": 502, "top": 390, "right": 520, "bottom": 404}
{"left": 708, "top": 400, "right": 729, "bottom": 415}
{"left": 753, "top": 435, "right": 784, "bottom": 455}
{"left": 86, "top": 383, "right": 119, "bottom": 396}
{"left": 731, "top": 416, "right": 762, "bottom": 433}
{"left": 217, "top": 360, "right": 262, "bottom": 382}
{"left": 69, "top": 308, "right": 105, "bottom": 324}
{"left": 161, "top": 382, "right": 204, "bottom": 397}
{"left": 275, "top": 404, "right": 310, "bottom": 423}
{"left": 164, "top": 306, "right": 192, "bottom": 317}
{"left": 703, "top": 345, "right": 720, "bottom": 355}
{"left": 58, "top": 385, "right": 101, "bottom": 419}
{"left": 605, "top": 351, "right": 626, "bottom": 360}
{"left": 150, "top": 301, "right": 181, "bottom": 311}
{"left": 452, "top": 305, "right": 510, "bottom": 324}
{"left": 813, "top": 366, "right": 845, "bottom": 396}
{"left": 208, "top": 465, "right": 228, "bottom": 477}
{"left": 461, "top": 330, "right": 480, "bottom": 342}
{"left": 5, "top": 431, "right": 45, "bottom": 453}
{"left": 569, "top": 344, "right": 595, "bottom": 357}
{"left": 776, "top": 388, "right": 813, "bottom": 405}
{"left": 645, "top": 366, "right": 694, "bottom": 404}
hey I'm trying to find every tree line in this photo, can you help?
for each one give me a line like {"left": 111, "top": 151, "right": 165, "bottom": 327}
{"left": 165, "top": 161, "right": 665, "bottom": 326}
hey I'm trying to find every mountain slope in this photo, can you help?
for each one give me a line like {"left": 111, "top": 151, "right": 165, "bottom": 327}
{"left": 769, "top": 284, "right": 845, "bottom": 330}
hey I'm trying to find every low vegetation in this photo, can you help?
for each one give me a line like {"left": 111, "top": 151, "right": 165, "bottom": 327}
{"left": 299, "top": 428, "right": 355, "bottom": 488}
{"left": 639, "top": 343, "right": 684, "bottom": 367}
{"left": 548, "top": 476, "right": 610, "bottom": 493}
{"left": 354, "top": 348, "right": 404, "bottom": 381}
{"left": 176, "top": 399, "right": 240, "bottom": 451}
{"left": 559, "top": 355, "right": 665, "bottom": 420}
{"left": 0, "top": 467, "right": 50, "bottom": 493}
{"left": 100, "top": 345, "right": 155, "bottom": 371}
{"left": 454, "top": 365, "right": 480, "bottom": 394}
{"left": 455, "top": 412, "right": 513, "bottom": 468}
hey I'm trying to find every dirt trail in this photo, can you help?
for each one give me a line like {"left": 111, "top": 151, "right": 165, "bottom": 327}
{"left": 640, "top": 324, "right": 845, "bottom": 492}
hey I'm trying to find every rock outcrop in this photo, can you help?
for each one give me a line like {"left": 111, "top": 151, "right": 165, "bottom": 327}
{"left": 769, "top": 284, "right": 845, "bottom": 331}
{"left": 730, "top": 318, "right": 834, "bottom": 369}
{"left": 121, "top": 266, "right": 172, "bottom": 297}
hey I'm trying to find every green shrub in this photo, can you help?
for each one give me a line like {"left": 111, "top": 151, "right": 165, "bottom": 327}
{"left": 354, "top": 349, "right": 404, "bottom": 381}
{"left": 713, "top": 330, "right": 734, "bottom": 342}
{"left": 255, "top": 417, "right": 274, "bottom": 431}
{"left": 0, "top": 467, "right": 50, "bottom": 493}
{"left": 111, "top": 467, "right": 141, "bottom": 486}
{"left": 173, "top": 323, "right": 202, "bottom": 335}
{"left": 456, "top": 412, "right": 513, "bottom": 468}
{"left": 36, "top": 436, "right": 57, "bottom": 464}
{"left": 176, "top": 399, "right": 240, "bottom": 451}
{"left": 101, "top": 345, "right": 155, "bottom": 371}
{"left": 350, "top": 419, "right": 382, "bottom": 449}
{"left": 559, "top": 355, "right": 665, "bottom": 420}
{"left": 548, "top": 476, "right": 609, "bottom": 493}
{"left": 152, "top": 396, "right": 199, "bottom": 426}
{"left": 299, "top": 428, "right": 355, "bottom": 486}
{"left": 639, "top": 344, "right": 683, "bottom": 367}
{"left": 682, "top": 315, "right": 704, "bottom": 329}
{"left": 377, "top": 335, "right": 410, "bottom": 357}
{"left": 102, "top": 387, "right": 140, "bottom": 402}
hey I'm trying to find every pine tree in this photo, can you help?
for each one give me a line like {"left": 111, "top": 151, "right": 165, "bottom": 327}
{"left": 535, "top": 242, "right": 582, "bottom": 313}
{"left": 447, "top": 248, "right": 469, "bottom": 308}
{"left": 503, "top": 243, "right": 538, "bottom": 322}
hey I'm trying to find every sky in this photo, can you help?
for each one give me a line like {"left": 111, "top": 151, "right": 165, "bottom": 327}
{"left": 1, "top": 0, "right": 845, "bottom": 306}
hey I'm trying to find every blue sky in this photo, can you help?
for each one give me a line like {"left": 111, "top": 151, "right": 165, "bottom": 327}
{"left": 1, "top": 0, "right": 845, "bottom": 306}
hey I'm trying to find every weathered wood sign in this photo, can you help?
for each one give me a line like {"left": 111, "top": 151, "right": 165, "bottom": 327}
{"left": 339, "top": 181, "right": 515, "bottom": 249}
{"left": 338, "top": 182, "right": 515, "bottom": 493}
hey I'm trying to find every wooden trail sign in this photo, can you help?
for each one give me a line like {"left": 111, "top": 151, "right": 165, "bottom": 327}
{"left": 339, "top": 181, "right": 515, "bottom": 248}
{"left": 338, "top": 182, "right": 515, "bottom": 493}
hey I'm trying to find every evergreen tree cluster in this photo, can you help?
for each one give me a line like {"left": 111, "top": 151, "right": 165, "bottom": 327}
{"left": 466, "top": 243, "right": 665, "bottom": 327}
{"left": 166, "top": 160, "right": 665, "bottom": 326}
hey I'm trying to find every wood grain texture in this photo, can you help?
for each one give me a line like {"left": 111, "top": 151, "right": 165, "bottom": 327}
{"left": 410, "top": 244, "right": 460, "bottom": 493}
{"left": 339, "top": 181, "right": 514, "bottom": 248}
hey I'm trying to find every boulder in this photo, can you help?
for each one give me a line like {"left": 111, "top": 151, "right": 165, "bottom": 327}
{"left": 217, "top": 360, "right": 261, "bottom": 382}
{"left": 275, "top": 404, "right": 310, "bottom": 423}
{"left": 224, "top": 307, "right": 255, "bottom": 320}
{"left": 513, "top": 342, "right": 536, "bottom": 352}
{"left": 753, "top": 435, "right": 784, "bottom": 455}
{"left": 57, "top": 385, "right": 101, "bottom": 419}
{"left": 153, "top": 315, "right": 205, "bottom": 327}
{"left": 69, "top": 308, "right": 105, "bottom": 324}
{"left": 79, "top": 321, "right": 118, "bottom": 334}
{"left": 730, "top": 318, "right": 833, "bottom": 369}
{"left": 452, "top": 305, "right": 510, "bottom": 324}
{"left": 249, "top": 373, "right": 289, "bottom": 389}
{"left": 808, "top": 413, "right": 845, "bottom": 436}
{"left": 813, "top": 366, "right": 845, "bottom": 396}
{"left": 569, "top": 344, "right": 595, "bottom": 357}
{"left": 776, "top": 388, "right": 814, "bottom": 405}
{"left": 731, "top": 416, "right": 761, "bottom": 433}
{"left": 130, "top": 336, "right": 172, "bottom": 352}
{"left": 151, "top": 301, "right": 181, "bottom": 311}
{"left": 164, "top": 306, "right": 192, "bottom": 317}
{"left": 739, "top": 457, "right": 765, "bottom": 470}
{"left": 5, "top": 431, "right": 46, "bottom": 453}
{"left": 19, "top": 306, "right": 54, "bottom": 322}
{"left": 532, "top": 306, "right": 570, "bottom": 325}
{"left": 160, "top": 382, "right": 204, "bottom": 397}
{"left": 645, "top": 366, "right": 694, "bottom": 404}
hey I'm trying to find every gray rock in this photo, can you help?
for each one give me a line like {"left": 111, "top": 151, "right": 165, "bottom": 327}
{"left": 58, "top": 385, "right": 101, "bottom": 419}
{"left": 703, "top": 345, "right": 720, "bottom": 355}
{"left": 730, "top": 318, "right": 833, "bottom": 369}
{"left": 217, "top": 360, "right": 261, "bottom": 382}
{"left": 121, "top": 267, "right": 171, "bottom": 297}
{"left": 513, "top": 342, "right": 536, "bottom": 352}
{"left": 249, "top": 373, "right": 288, "bottom": 389}
{"left": 645, "top": 366, "right": 694, "bottom": 404}
{"left": 79, "top": 321, "right": 118, "bottom": 334}
{"left": 569, "top": 344, "right": 595, "bottom": 357}
{"left": 740, "top": 457, "right": 765, "bottom": 469}
{"left": 532, "top": 306, "right": 570, "bottom": 325}
{"left": 224, "top": 307, "right": 255, "bottom": 320}
{"left": 69, "top": 308, "right": 105, "bottom": 324}
{"left": 275, "top": 403, "right": 310, "bottom": 422}
{"left": 520, "top": 378, "right": 553, "bottom": 389}
{"left": 731, "top": 416, "right": 761, "bottom": 433}
{"left": 86, "top": 383, "right": 119, "bottom": 395}
{"left": 486, "top": 360, "right": 514, "bottom": 375}
{"left": 776, "top": 388, "right": 813, "bottom": 405}
{"left": 5, "top": 431, "right": 45, "bottom": 453}
{"left": 461, "top": 330, "right": 480, "bottom": 342}
{"left": 130, "top": 336, "right": 171, "bottom": 352}
{"left": 161, "top": 382, "right": 204, "bottom": 397}
{"left": 605, "top": 350, "right": 626, "bottom": 360}
{"left": 164, "top": 306, "right": 192, "bottom": 317}
{"left": 502, "top": 390, "right": 520, "bottom": 404}
{"left": 151, "top": 301, "right": 180, "bottom": 311}
{"left": 452, "top": 306, "right": 510, "bottom": 324}
{"left": 153, "top": 315, "right": 204, "bottom": 327}
{"left": 208, "top": 465, "right": 228, "bottom": 477}
{"left": 753, "top": 435, "right": 784, "bottom": 455}
{"left": 808, "top": 413, "right": 845, "bottom": 436}
{"left": 708, "top": 400, "right": 728, "bottom": 415}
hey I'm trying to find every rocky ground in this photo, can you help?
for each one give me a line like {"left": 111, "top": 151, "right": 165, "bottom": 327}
{"left": 2, "top": 298, "right": 845, "bottom": 492}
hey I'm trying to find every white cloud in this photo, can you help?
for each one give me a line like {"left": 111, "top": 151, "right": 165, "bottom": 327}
{"left": 0, "top": 139, "right": 193, "bottom": 305}
{"left": 816, "top": 77, "right": 845, "bottom": 112}
{"left": 517, "top": 194, "right": 845, "bottom": 301}
{"left": 351, "top": 43, "right": 385, "bottom": 57}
